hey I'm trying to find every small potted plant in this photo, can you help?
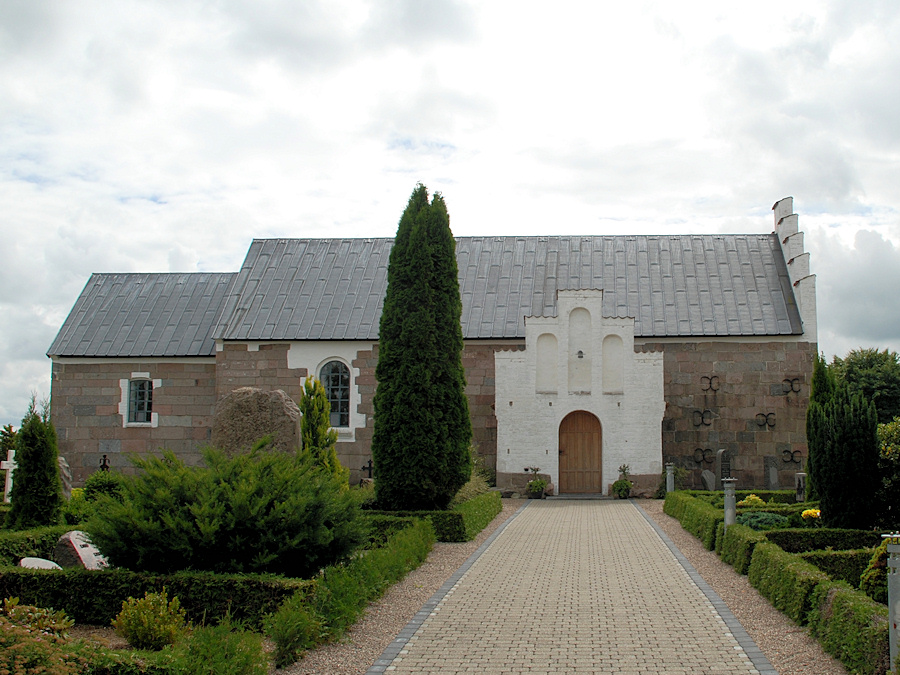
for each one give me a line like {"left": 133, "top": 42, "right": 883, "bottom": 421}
{"left": 612, "top": 463, "right": 633, "bottom": 499}
{"left": 524, "top": 466, "right": 546, "bottom": 499}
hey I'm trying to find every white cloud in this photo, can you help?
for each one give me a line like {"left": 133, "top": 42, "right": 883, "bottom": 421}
{"left": 2, "top": 0, "right": 900, "bottom": 425}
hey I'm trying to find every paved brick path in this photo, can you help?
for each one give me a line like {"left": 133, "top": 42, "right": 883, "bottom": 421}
{"left": 369, "top": 500, "right": 772, "bottom": 675}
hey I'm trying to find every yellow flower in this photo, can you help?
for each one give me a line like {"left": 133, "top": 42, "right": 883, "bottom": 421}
{"left": 801, "top": 508, "right": 821, "bottom": 520}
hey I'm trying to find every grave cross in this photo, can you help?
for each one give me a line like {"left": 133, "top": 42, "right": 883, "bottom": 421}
{"left": 1, "top": 449, "right": 16, "bottom": 503}
{"left": 360, "top": 459, "right": 374, "bottom": 479}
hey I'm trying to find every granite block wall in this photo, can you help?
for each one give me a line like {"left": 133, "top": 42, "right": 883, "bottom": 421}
{"left": 637, "top": 340, "right": 816, "bottom": 490}
{"left": 50, "top": 359, "right": 217, "bottom": 484}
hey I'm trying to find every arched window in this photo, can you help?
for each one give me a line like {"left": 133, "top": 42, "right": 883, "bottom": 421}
{"left": 319, "top": 361, "right": 350, "bottom": 427}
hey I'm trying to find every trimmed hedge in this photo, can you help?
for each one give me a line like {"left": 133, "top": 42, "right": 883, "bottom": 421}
{"left": 799, "top": 548, "right": 876, "bottom": 589}
{"left": 0, "top": 524, "right": 72, "bottom": 566}
{"left": 765, "top": 528, "right": 884, "bottom": 554}
{"left": 747, "top": 542, "right": 830, "bottom": 624}
{"left": 453, "top": 491, "right": 502, "bottom": 540}
{"left": 718, "top": 523, "right": 766, "bottom": 575}
{"left": 684, "top": 490, "right": 798, "bottom": 505}
{"left": 267, "top": 518, "right": 436, "bottom": 666}
{"left": 368, "top": 491, "right": 503, "bottom": 542}
{"left": 807, "top": 581, "right": 890, "bottom": 675}
{"left": 665, "top": 492, "right": 722, "bottom": 550}
{"left": 0, "top": 566, "right": 312, "bottom": 628}
{"left": 362, "top": 515, "right": 421, "bottom": 547}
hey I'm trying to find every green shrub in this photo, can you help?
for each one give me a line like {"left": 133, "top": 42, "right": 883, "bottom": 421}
{"left": 263, "top": 591, "right": 323, "bottom": 668}
{"left": 453, "top": 491, "right": 502, "bottom": 540}
{"left": 747, "top": 542, "right": 830, "bottom": 624}
{"left": 86, "top": 447, "right": 364, "bottom": 577}
{"left": 173, "top": 618, "right": 268, "bottom": 675}
{"left": 860, "top": 540, "right": 888, "bottom": 604}
{"left": 679, "top": 497, "right": 723, "bottom": 550}
{"left": 266, "top": 518, "right": 435, "bottom": 667}
{"left": 736, "top": 511, "right": 790, "bottom": 531}
{"left": 718, "top": 524, "right": 766, "bottom": 575}
{"left": 450, "top": 472, "right": 491, "bottom": 507}
{"left": 0, "top": 525, "right": 72, "bottom": 567}
{"left": 0, "top": 566, "right": 312, "bottom": 628}
{"left": 612, "top": 479, "right": 633, "bottom": 499}
{"left": 765, "top": 528, "right": 884, "bottom": 553}
{"left": 799, "top": 548, "right": 876, "bottom": 589}
{"left": 7, "top": 399, "right": 63, "bottom": 530}
{"left": 0, "top": 616, "right": 87, "bottom": 675}
{"left": 61, "top": 488, "right": 92, "bottom": 525}
{"left": 113, "top": 589, "right": 188, "bottom": 651}
{"left": 83, "top": 470, "right": 125, "bottom": 503}
{"left": 808, "top": 581, "right": 890, "bottom": 675}
{"left": 362, "top": 514, "right": 420, "bottom": 547}
{"left": 1, "top": 596, "right": 74, "bottom": 637}
{"left": 663, "top": 491, "right": 693, "bottom": 521}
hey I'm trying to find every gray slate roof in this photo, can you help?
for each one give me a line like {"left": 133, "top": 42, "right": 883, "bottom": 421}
{"left": 50, "top": 234, "right": 803, "bottom": 357}
{"left": 48, "top": 273, "right": 235, "bottom": 357}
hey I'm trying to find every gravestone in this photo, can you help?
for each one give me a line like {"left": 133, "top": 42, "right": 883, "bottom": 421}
{"left": 210, "top": 387, "right": 301, "bottom": 455}
{"left": 1, "top": 449, "right": 16, "bottom": 503}
{"left": 58, "top": 456, "right": 73, "bottom": 500}
{"left": 53, "top": 531, "right": 109, "bottom": 570}
{"left": 795, "top": 473, "right": 806, "bottom": 503}
{"left": 700, "top": 469, "right": 716, "bottom": 491}
{"left": 715, "top": 449, "right": 731, "bottom": 490}
{"left": 20, "top": 557, "right": 62, "bottom": 570}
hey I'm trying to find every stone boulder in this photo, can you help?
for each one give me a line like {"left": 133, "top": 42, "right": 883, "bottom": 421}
{"left": 210, "top": 387, "right": 301, "bottom": 455}
{"left": 53, "top": 530, "right": 109, "bottom": 570}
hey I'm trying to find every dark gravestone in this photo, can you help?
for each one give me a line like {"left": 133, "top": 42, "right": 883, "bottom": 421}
{"left": 53, "top": 531, "right": 109, "bottom": 570}
{"left": 795, "top": 473, "right": 807, "bottom": 502}
{"left": 701, "top": 469, "right": 716, "bottom": 491}
{"left": 715, "top": 449, "right": 731, "bottom": 490}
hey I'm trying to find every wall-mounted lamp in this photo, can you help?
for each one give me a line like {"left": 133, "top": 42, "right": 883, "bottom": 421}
{"left": 576, "top": 350, "right": 584, "bottom": 359}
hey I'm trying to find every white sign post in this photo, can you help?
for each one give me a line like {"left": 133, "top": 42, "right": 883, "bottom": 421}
{"left": 1, "top": 449, "right": 16, "bottom": 503}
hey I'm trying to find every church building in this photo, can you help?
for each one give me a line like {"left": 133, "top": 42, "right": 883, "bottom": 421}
{"left": 48, "top": 197, "right": 816, "bottom": 494}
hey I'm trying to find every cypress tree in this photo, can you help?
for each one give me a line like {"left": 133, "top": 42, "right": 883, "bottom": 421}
{"left": 8, "top": 398, "right": 63, "bottom": 530}
{"left": 818, "top": 383, "right": 879, "bottom": 528}
{"left": 372, "top": 185, "right": 472, "bottom": 510}
{"left": 299, "top": 377, "right": 348, "bottom": 482}
{"left": 805, "top": 352, "right": 835, "bottom": 500}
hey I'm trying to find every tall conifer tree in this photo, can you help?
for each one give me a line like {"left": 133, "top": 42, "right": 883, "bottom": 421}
{"left": 806, "top": 352, "right": 835, "bottom": 500}
{"left": 817, "top": 383, "right": 879, "bottom": 528}
{"left": 372, "top": 185, "right": 472, "bottom": 510}
{"left": 8, "top": 398, "right": 63, "bottom": 530}
{"left": 299, "top": 377, "right": 348, "bottom": 483}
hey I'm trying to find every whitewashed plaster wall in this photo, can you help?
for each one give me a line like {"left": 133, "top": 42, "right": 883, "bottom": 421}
{"left": 286, "top": 340, "right": 376, "bottom": 442}
{"left": 495, "top": 290, "right": 665, "bottom": 493}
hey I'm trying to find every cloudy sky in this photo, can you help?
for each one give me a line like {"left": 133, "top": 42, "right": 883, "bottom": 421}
{"left": 2, "top": 0, "right": 900, "bottom": 428}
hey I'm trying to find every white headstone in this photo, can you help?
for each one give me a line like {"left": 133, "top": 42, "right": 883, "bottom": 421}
{"left": 19, "top": 557, "right": 62, "bottom": 570}
{"left": 1, "top": 449, "right": 16, "bottom": 503}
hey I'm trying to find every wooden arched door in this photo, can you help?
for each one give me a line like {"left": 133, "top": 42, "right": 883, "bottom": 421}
{"left": 558, "top": 411, "right": 602, "bottom": 493}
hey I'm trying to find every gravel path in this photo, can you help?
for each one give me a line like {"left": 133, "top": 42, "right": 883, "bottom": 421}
{"left": 277, "top": 499, "right": 848, "bottom": 675}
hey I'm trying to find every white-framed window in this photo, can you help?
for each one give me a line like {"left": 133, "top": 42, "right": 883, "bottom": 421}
{"left": 319, "top": 360, "right": 350, "bottom": 427}
{"left": 119, "top": 373, "right": 161, "bottom": 427}
{"left": 128, "top": 379, "right": 153, "bottom": 423}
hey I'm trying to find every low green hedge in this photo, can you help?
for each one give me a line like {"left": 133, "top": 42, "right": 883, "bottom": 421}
{"left": 664, "top": 492, "right": 724, "bottom": 550}
{"left": 663, "top": 491, "right": 693, "bottom": 522}
{"left": 799, "top": 548, "right": 876, "bottom": 589}
{"left": 718, "top": 523, "right": 766, "bottom": 575}
{"left": 367, "top": 491, "right": 503, "bottom": 542}
{"left": 0, "top": 566, "right": 312, "bottom": 628}
{"left": 747, "top": 542, "right": 830, "bottom": 624}
{"left": 807, "top": 581, "right": 890, "bottom": 675}
{"left": 362, "top": 515, "right": 421, "bottom": 547}
{"left": 684, "top": 490, "right": 798, "bottom": 505}
{"left": 0, "top": 524, "right": 73, "bottom": 566}
{"left": 453, "top": 491, "right": 502, "bottom": 540}
{"left": 765, "top": 528, "right": 884, "bottom": 554}
{"left": 267, "top": 518, "right": 435, "bottom": 667}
